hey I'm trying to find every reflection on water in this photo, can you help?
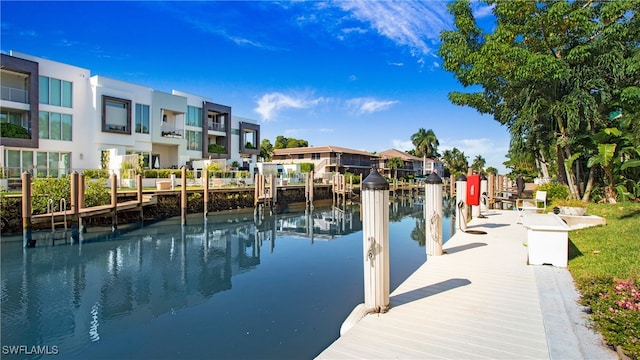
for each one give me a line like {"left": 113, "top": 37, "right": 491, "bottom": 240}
{"left": 1, "top": 197, "right": 452, "bottom": 359}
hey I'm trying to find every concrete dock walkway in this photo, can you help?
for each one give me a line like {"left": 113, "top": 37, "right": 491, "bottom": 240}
{"left": 317, "top": 210, "right": 615, "bottom": 359}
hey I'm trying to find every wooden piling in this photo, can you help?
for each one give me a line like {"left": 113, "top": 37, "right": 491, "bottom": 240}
{"left": 110, "top": 173, "right": 118, "bottom": 231}
{"left": 455, "top": 175, "right": 467, "bottom": 232}
{"left": 21, "top": 172, "right": 32, "bottom": 248}
{"left": 78, "top": 173, "right": 85, "bottom": 209}
{"left": 181, "top": 166, "right": 187, "bottom": 226}
{"left": 203, "top": 169, "right": 209, "bottom": 219}
{"left": 136, "top": 174, "right": 143, "bottom": 223}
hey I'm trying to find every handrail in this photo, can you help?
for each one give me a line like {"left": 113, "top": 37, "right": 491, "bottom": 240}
{"left": 48, "top": 198, "right": 67, "bottom": 230}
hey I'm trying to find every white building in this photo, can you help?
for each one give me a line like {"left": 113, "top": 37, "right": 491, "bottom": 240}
{"left": 0, "top": 51, "right": 260, "bottom": 180}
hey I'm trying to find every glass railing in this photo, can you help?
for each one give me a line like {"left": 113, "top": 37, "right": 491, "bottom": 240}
{"left": 208, "top": 122, "right": 225, "bottom": 132}
{"left": 0, "top": 86, "right": 28, "bottom": 103}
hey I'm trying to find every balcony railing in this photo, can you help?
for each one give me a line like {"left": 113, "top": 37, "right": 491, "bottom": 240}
{"left": 208, "top": 122, "right": 225, "bottom": 132}
{"left": 1, "top": 86, "right": 28, "bottom": 103}
{"left": 161, "top": 127, "right": 183, "bottom": 138}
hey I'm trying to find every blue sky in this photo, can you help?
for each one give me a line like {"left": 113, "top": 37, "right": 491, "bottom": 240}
{"left": 1, "top": 1, "right": 509, "bottom": 173}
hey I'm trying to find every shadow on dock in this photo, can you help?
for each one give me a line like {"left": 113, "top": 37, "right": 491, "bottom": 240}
{"left": 442, "top": 242, "right": 487, "bottom": 254}
{"left": 390, "top": 278, "right": 471, "bottom": 307}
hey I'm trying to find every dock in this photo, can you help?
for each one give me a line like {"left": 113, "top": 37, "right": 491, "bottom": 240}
{"left": 317, "top": 210, "right": 615, "bottom": 359}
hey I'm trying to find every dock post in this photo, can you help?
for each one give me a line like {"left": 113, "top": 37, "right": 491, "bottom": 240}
{"left": 455, "top": 175, "right": 467, "bottom": 232}
{"left": 488, "top": 174, "right": 495, "bottom": 209}
{"left": 136, "top": 174, "right": 143, "bottom": 224}
{"left": 70, "top": 170, "right": 79, "bottom": 220}
{"left": 21, "top": 172, "right": 33, "bottom": 248}
{"left": 309, "top": 170, "right": 314, "bottom": 207}
{"left": 203, "top": 169, "right": 209, "bottom": 220}
{"left": 181, "top": 166, "right": 187, "bottom": 226}
{"left": 361, "top": 167, "right": 390, "bottom": 313}
{"left": 480, "top": 174, "right": 488, "bottom": 216}
{"left": 425, "top": 172, "right": 443, "bottom": 257}
{"left": 111, "top": 173, "right": 118, "bottom": 231}
{"left": 78, "top": 172, "right": 85, "bottom": 235}
{"left": 450, "top": 175, "right": 456, "bottom": 197}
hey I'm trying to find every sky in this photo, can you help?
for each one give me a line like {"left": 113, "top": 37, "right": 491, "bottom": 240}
{"left": 1, "top": 1, "right": 510, "bottom": 173}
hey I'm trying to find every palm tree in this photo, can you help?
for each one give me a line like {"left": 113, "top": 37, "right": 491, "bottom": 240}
{"left": 472, "top": 155, "right": 486, "bottom": 174}
{"left": 411, "top": 128, "right": 439, "bottom": 175}
{"left": 387, "top": 157, "right": 404, "bottom": 180}
{"left": 442, "top": 147, "right": 468, "bottom": 176}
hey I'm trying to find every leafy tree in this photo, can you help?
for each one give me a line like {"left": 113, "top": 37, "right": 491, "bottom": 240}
{"left": 0, "top": 123, "right": 29, "bottom": 139}
{"left": 411, "top": 128, "right": 439, "bottom": 175}
{"left": 442, "top": 148, "right": 468, "bottom": 176}
{"left": 387, "top": 157, "right": 404, "bottom": 180}
{"left": 260, "top": 139, "right": 273, "bottom": 161}
{"left": 274, "top": 135, "right": 309, "bottom": 149}
{"left": 440, "top": 0, "right": 639, "bottom": 200}
{"left": 485, "top": 167, "right": 498, "bottom": 175}
{"left": 471, "top": 155, "right": 486, "bottom": 174}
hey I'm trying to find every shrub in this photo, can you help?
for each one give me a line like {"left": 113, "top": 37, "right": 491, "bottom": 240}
{"left": 84, "top": 179, "right": 110, "bottom": 207}
{"left": 345, "top": 172, "right": 361, "bottom": 185}
{"left": 157, "top": 169, "right": 171, "bottom": 178}
{"left": 143, "top": 169, "right": 158, "bottom": 178}
{"left": 0, "top": 123, "right": 30, "bottom": 139}
{"left": 31, "top": 176, "right": 71, "bottom": 214}
{"left": 534, "top": 182, "right": 569, "bottom": 204}
{"left": 83, "top": 169, "right": 109, "bottom": 179}
{"left": 300, "top": 163, "right": 314, "bottom": 173}
{"left": 208, "top": 144, "right": 226, "bottom": 154}
{"left": 577, "top": 276, "right": 640, "bottom": 359}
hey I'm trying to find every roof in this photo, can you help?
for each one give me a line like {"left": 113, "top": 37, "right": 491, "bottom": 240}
{"left": 273, "top": 145, "right": 378, "bottom": 158}
{"left": 378, "top": 149, "right": 422, "bottom": 161}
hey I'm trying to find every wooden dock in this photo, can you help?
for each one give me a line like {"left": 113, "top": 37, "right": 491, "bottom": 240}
{"left": 317, "top": 209, "right": 614, "bottom": 359}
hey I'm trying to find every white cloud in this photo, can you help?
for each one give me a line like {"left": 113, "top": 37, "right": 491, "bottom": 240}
{"left": 336, "top": 1, "right": 452, "bottom": 56}
{"left": 392, "top": 139, "right": 414, "bottom": 152}
{"left": 388, "top": 62, "right": 404, "bottom": 67}
{"left": 319, "top": 128, "right": 334, "bottom": 133}
{"left": 346, "top": 97, "right": 398, "bottom": 115}
{"left": 472, "top": 3, "right": 495, "bottom": 18}
{"left": 254, "top": 92, "right": 327, "bottom": 121}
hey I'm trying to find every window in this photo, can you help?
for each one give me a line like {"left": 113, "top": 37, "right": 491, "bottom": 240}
{"left": 39, "top": 111, "right": 72, "bottom": 141}
{"left": 186, "top": 106, "right": 202, "bottom": 127}
{"left": 102, "top": 96, "right": 131, "bottom": 134}
{"left": 135, "top": 104, "right": 150, "bottom": 134}
{"left": 298, "top": 154, "right": 305, "bottom": 159}
{"left": 3, "top": 150, "right": 67, "bottom": 178}
{"left": 311, "top": 153, "right": 320, "bottom": 160}
{"left": 39, "top": 76, "right": 72, "bottom": 108}
{"left": 186, "top": 130, "right": 202, "bottom": 151}
{"left": 1, "top": 110, "right": 28, "bottom": 129}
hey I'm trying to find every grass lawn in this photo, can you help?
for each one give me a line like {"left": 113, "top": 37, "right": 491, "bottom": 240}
{"left": 567, "top": 202, "right": 640, "bottom": 359}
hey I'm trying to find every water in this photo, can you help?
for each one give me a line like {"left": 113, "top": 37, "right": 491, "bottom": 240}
{"left": 1, "top": 197, "right": 454, "bottom": 359}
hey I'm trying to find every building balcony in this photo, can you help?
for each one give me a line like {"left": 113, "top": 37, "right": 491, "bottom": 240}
{"left": 1, "top": 86, "right": 28, "bottom": 103}
{"left": 208, "top": 122, "right": 225, "bottom": 132}
{"left": 161, "top": 126, "right": 183, "bottom": 138}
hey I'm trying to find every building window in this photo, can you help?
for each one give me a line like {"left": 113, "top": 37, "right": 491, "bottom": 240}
{"left": 1, "top": 110, "right": 29, "bottom": 130}
{"left": 298, "top": 154, "right": 305, "bottom": 159}
{"left": 186, "top": 130, "right": 202, "bottom": 151}
{"left": 38, "top": 111, "right": 72, "bottom": 141}
{"left": 39, "top": 76, "right": 72, "bottom": 108}
{"left": 102, "top": 96, "right": 131, "bottom": 134}
{"left": 186, "top": 106, "right": 202, "bottom": 127}
{"left": 4, "top": 149, "right": 69, "bottom": 178}
{"left": 135, "top": 104, "right": 150, "bottom": 134}
{"left": 311, "top": 153, "right": 320, "bottom": 160}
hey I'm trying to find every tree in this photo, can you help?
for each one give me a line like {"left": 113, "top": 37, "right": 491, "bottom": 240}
{"left": 387, "top": 157, "right": 404, "bottom": 180}
{"left": 485, "top": 167, "right": 498, "bottom": 176}
{"left": 274, "top": 135, "right": 309, "bottom": 149}
{"left": 471, "top": 155, "right": 486, "bottom": 174}
{"left": 411, "top": 128, "right": 440, "bottom": 175}
{"left": 260, "top": 139, "right": 273, "bottom": 161}
{"left": 440, "top": 0, "right": 639, "bottom": 200}
{"left": 442, "top": 148, "right": 468, "bottom": 176}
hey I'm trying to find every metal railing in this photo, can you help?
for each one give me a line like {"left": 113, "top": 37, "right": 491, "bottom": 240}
{"left": 207, "top": 122, "right": 225, "bottom": 132}
{"left": 161, "top": 127, "right": 183, "bottom": 138}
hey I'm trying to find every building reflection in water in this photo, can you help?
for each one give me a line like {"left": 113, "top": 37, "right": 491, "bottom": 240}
{"left": 0, "top": 199, "right": 431, "bottom": 358}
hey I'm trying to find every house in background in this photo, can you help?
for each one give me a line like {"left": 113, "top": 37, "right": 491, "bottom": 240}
{"left": 0, "top": 51, "right": 260, "bottom": 179}
{"left": 377, "top": 149, "right": 423, "bottom": 179}
{"left": 271, "top": 145, "right": 378, "bottom": 179}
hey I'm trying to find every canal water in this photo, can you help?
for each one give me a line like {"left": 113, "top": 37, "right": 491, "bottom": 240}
{"left": 1, "top": 197, "right": 455, "bottom": 359}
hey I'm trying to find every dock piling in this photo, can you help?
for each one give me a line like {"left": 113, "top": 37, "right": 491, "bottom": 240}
{"left": 21, "top": 172, "right": 33, "bottom": 248}
{"left": 203, "top": 169, "right": 209, "bottom": 220}
{"left": 455, "top": 175, "right": 467, "bottom": 232}
{"left": 361, "top": 167, "right": 390, "bottom": 313}
{"left": 181, "top": 166, "right": 187, "bottom": 226}
{"left": 425, "top": 172, "right": 443, "bottom": 257}
{"left": 110, "top": 173, "right": 118, "bottom": 231}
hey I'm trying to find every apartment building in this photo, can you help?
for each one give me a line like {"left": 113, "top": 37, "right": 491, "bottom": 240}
{"left": 377, "top": 149, "right": 444, "bottom": 178}
{"left": 271, "top": 145, "right": 378, "bottom": 178}
{"left": 0, "top": 51, "right": 260, "bottom": 180}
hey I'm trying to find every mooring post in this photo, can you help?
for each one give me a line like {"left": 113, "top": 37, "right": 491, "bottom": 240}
{"left": 110, "top": 173, "right": 118, "bottom": 231}
{"left": 78, "top": 172, "right": 85, "bottom": 235}
{"left": 70, "top": 171, "right": 79, "bottom": 222}
{"left": 488, "top": 174, "right": 495, "bottom": 209}
{"left": 455, "top": 174, "right": 467, "bottom": 232}
{"left": 480, "top": 174, "right": 488, "bottom": 216}
{"left": 181, "top": 166, "right": 187, "bottom": 226}
{"left": 425, "top": 172, "right": 443, "bottom": 257}
{"left": 309, "top": 170, "right": 314, "bottom": 206}
{"left": 203, "top": 169, "right": 209, "bottom": 220}
{"left": 21, "top": 172, "right": 33, "bottom": 248}
{"left": 450, "top": 175, "right": 456, "bottom": 197}
{"left": 136, "top": 174, "right": 143, "bottom": 224}
{"left": 361, "top": 167, "right": 390, "bottom": 313}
